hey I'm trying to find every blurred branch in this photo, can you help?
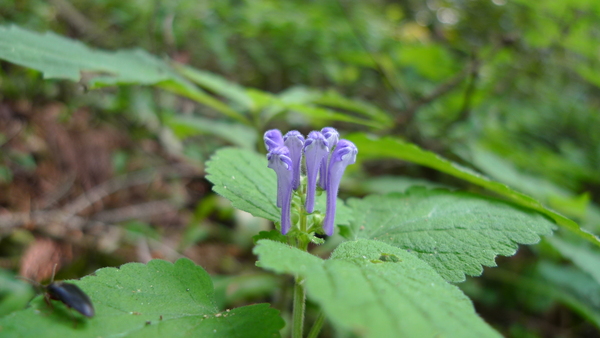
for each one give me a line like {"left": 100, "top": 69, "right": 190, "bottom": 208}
{"left": 48, "top": 0, "right": 104, "bottom": 40}
{"left": 0, "top": 210, "right": 87, "bottom": 234}
{"left": 393, "top": 39, "right": 510, "bottom": 138}
{"left": 437, "top": 52, "right": 481, "bottom": 135}
{"left": 61, "top": 163, "right": 196, "bottom": 216}
{"left": 458, "top": 54, "right": 480, "bottom": 118}
{"left": 0, "top": 121, "right": 24, "bottom": 150}
{"left": 336, "top": 0, "right": 485, "bottom": 137}
{"left": 452, "top": 55, "right": 479, "bottom": 130}
{"left": 0, "top": 164, "right": 198, "bottom": 236}
{"left": 36, "top": 175, "right": 76, "bottom": 209}
{"left": 394, "top": 58, "right": 481, "bottom": 133}
{"left": 91, "top": 200, "right": 174, "bottom": 224}
{"left": 335, "top": 0, "right": 410, "bottom": 109}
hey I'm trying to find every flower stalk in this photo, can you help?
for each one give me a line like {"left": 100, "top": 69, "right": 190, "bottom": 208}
{"left": 292, "top": 276, "right": 306, "bottom": 338}
{"left": 264, "top": 127, "right": 357, "bottom": 338}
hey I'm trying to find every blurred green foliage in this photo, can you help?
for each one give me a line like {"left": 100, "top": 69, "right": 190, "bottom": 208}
{"left": 1, "top": 0, "right": 600, "bottom": 337}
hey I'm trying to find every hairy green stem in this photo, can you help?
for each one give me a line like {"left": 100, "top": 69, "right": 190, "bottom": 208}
{"left": 291, "top": 203, "right": 309, "bottom": 338}
{"left": 300, "top": 209, "right": 307, "bottom": 233}
{"left": 306, "top": 311, "right": 325, "bottom": 338}
{"left": 292, "top": 275, "right": 306, "bottom": 338}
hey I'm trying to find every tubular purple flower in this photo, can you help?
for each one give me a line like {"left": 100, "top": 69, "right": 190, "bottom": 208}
{"left": 264, "top": 129, "right": 286, "bottom": 207}
{"left": 264, "top": 129, "right": 284, "bottom": 152}
{"left": 267, "top": 146, "right": 294, "bottom": 234}
{"left": 323, "top": 139, "right": 357, "bottom": 236}
{"left": 303, "top": 131, "right": 329, "bottom": 213}
{"left": 319, "top": 127, "right": 340, "bottom": 190}
{"left": 283, "top": 130, "right": 305, "bottom": 190}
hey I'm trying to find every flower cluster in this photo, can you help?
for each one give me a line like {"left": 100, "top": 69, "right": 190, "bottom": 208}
{"left": 265, "top": 127, "right": 357, "bottom": 236}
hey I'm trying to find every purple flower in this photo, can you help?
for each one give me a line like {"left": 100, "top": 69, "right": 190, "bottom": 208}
{"left": 264, "top": 127, "right": 357, "bottom": 236}
{"left": 318, "top": 127, "right": 340, "bottom": 190}
{"left": 283, "top": 130, "right": 305, "bottom": 190}
{"left": 267, "top": 146, "right": 294, "bottom": 234}
{"left": 303, "top": 131, "right": 329, "bottom": 213}
{"left": 265, "top": 129, "right": 285, "bottom": 206}
{"left": 264, "top": 129, "right": 284, "bottom": 152}
{"left": 323, "top": 139, "right": 357, "bottom": 236}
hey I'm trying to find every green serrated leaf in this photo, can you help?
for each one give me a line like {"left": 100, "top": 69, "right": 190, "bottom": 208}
{"left": 206, "top": 148, "right": 280, "bottom": 222}
{"left": 346, "top": 188, "right": 555, "bottom": 282}
{"left": 346, "top": 133, "right": 600, "bottom": 247}
{"left": 0, "top": 25, "right": 180, "bottom": 87}
{"left": 0, "top": 259, "right": 283, "bottom": 338}
{"left": 205, "top": 148, "right": 352, "bottom": 230}
{"left": 254, "top": 239, "right": 501, "bottom": 338}
{"left": 0, "top": 25, "right": 249, "bottom": 124}
{"left": 360, "top": 175, "right": 451, "bottom": 194}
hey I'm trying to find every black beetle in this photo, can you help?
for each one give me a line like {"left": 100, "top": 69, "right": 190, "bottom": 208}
{"left": 18, "top": 266, "right": 95, "bottom": 318}
{"left": 44, "top": 281, "right": 95, "bottom": 318}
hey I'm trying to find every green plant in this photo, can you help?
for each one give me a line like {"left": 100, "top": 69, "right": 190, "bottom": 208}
{"left": 1, "top": 18, "right": 599, "bottom": 337}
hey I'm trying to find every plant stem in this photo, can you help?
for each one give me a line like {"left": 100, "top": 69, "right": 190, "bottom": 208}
{"left": 292, "top": 205, "right": 309, "bottom": 338}
{"left": 306, "top": 311, "right": 325, "bottom": 338}
{"left": 300, "top": 208, "right": 307, "bottom": 233}
{"left": 292, "top": 275, "right": 306, "bottom": 338}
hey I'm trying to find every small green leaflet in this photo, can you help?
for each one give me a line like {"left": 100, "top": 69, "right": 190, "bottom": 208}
{"left": 253, "top": 230, "right": 288, "bottom": 244}
{"left": 254, "top": 239, "right": 502, "bottom": 338}
{"left": 0, "top": 269, "right": 34, "bottom": 317}
{"left": 285, "top": 104, "right": 383, "bottom": 129}
{"left": 312, "top": 89, "right": 391, "bottom": 125}
{"left": 0, "top": 259, "right": 284, "bottom": 338}
{"left": 174, "top": 64, "right": 255, "bottom": 111}
{"left": 205, "top": 148, "right": 352, "bottom": 228}
{"left": 346, "top": 132, "right": 600, "bottom": 247}
{"left": 272, "top": 87, "right": 389, "bottom": 129}
{"left": 346, "top": 188, "right": 556, "bottom": 282}
{"left": 547, "top": 237, "right": 600, "bottom": 284}
{"left": 535, "top": 261, "right": 600, "bottom": 328}
{"left": 165, "top": 115, "right": 258, "bottom": 150}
